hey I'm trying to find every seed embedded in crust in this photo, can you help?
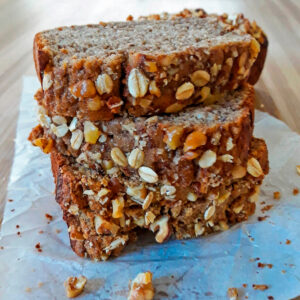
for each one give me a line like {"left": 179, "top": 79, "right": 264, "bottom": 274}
{"left": 111, "top": 147, "right": 128, "bottom": 167}
{"left": 128, "top": 68, "right": 149, "bottom": 98}
{"left": 247, "top": 157, "right": 263, "bottom": 177}
{"left": 190, "top": 70, "right": 210, "bottom": 87}
{"left": 70, "top": 129, "right": 83, "bottom": 150}
{"left": 199, "top": 150, "right": 217, "bottom": 168}
{"left": 128, "top": 148, "right": 144, "bottom": 168}
{"left": 95, "top": 73, "right": 113, "bottom": 95}
{"left": 175, "top": 82, "right": 195, "bottom": 100}
{"left": 204, "top": 205, "right": 215, "bottom": 220}
{"left": 138, "top": 166, "right": 158, "bottom": 183}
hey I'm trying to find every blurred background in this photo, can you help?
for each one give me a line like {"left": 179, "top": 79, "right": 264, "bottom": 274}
{"left": 0, "top": 0, "right": 299, "bottom": 212}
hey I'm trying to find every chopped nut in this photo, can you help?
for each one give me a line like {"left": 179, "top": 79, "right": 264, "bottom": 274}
{"left": 87, "top": 95, "right": 104, "bottom": 111}
{"left": 219, "top": 154, "right": 234, "bottom": 163}
{"left": 42, "top": 72, "right": 53, "bottom": 90}
{"left": 143, "top": 192, "right": 154, "bottom": 210}
{"left": 247, "top": 158, "right": 263, "bottom": 177}
{"left": 163, "top": 126, "right": 184, "bottom": 150}
{"left": 69, "top": 117, "right": 78, "bottom": 131}
{"left": 175, "top": 82, "right": 195, "bottom": 100}
{"left": 50, "top": 123, "right": 69, "bottom": 137}
{"left": 200, "top": 86, "right": 211, "bottom": 100}
{"left": 226, "top": 137, "right": 234, "bottom": 151}
{"left": 204, "top": 205, "right": 215, "bottom": 220}
{"left": 231, "top": 165, "right": 246, "bottom": 179}
{"left": 145, "top": 211, "right": 156, "bottom": 226}
{"left": 194, "top": 223, "right": 205, "bottom": 236}
{"left": 249, "top": 186, "right": 260, "bottom": 203}
{"left": 94, "top": 215, "right": 119, "bottom": 235}
{"left": 296, "top": 165, "right": 300, "bottom": 176}
{"left": 104, "top": 236, "right": 128, "bottom": 252}
{"left": 149, "top": 80, "right": 161, "bottom": 97}
{"left": 250, "top": 39, "right": 261, "bottom": 56}
{"left": 138, "top": 167, "right": 158, "bottom": 183}
{"left": 64, "top": 276, "right": 87, "bottom": 298}
{"left": 127, "top": 185, "right": 147, "bottom": 201}
{"left": 219, "top": 221, "right": 229, "bottom": 231}
{"left": 111, "top": 147, "right": 128, "bottom": 167}
{"left": 112, "top": 197, "right": 124, "bottom": 218}
{"left": 199, "top": 150, "right": 217, "bottom": 168}
{"left": 183, "top": 130, "right": 207, "bottom": 152}
{"left": 97, "top": 188, "right": 110, "bottom": 198}
{"left": 211, "top": 132, "right": 221, "bottom": 145}
{"left": 128, "top": 271, "right": 155, "bottom": 300}
{"left": 68, "top": 204, "right": 79, "bottom": 215}
{"left": 70, "top": 129, "right": 83, "bottom": 150}
{"left": 102, "top": 160, "right": 114, "bottom": 171}
{"left": 134, "top": 216, "right": 145, "bottom": 227}
{"left": 273, "top": 191, "right": 281, "bottom": 200}
{"left": 128, "top": 148, "right": 144, "bottom": 168}
{"left": 227, "top": 287, "right": 238, "bottom": 300}
{"left": 128, "top": 68, "right": 149, "bottom": 98}
{"left": 33, "top": 138, "right": 53, "bottom": 154}
{"left": 187, "top": 192, "right": 198, "bottom": 202}
{"left": 70, "top": 80, "right": 96, "bottom": 98}
{"left": 190, "top": 70, "right": 210, "bottom": 87}
{"left": 144, "top": 61, "right": 157, "bottom": 72}
{"left": 239, "top": 52, "right": 248, "bottom": 68}
{"left": 150, "top": 215, "right": 170, "bottom": 243}
{"left": 165, "top": 102, "right": 185, "bottom": 113}
{"left": 233, "top": 203, "right": 244, "bottom": 214}
{"left": 52, "top": 115, "right": 67, "bottom": 125}
{"left": 216, "top": 191, "right": 230, "bottom": 204}
{"left": 83, "top": 121, "right": 101, "bottom": 144}
{"left": 95, "top": 73, "right": 113, "bottom": 95}
{"left": 160, "top": 185, "right": 176, "bottom": 197}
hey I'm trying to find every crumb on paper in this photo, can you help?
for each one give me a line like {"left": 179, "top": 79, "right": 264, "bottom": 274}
{"left": 64, "top": 276, "right": 87, "bottom": 298}
{"left": 128, "top": 271, "right": 154, "bottom": 300}
{"left": 16, "top": 225, "right": 20, "bottom": 228}
{"left": 25, "top": 287, "right": 32, "bottom": 293}
{"left": 293, "top": 188, "right": 299, "bottom": 195}
{"left": 257, "top": 263, "right": 273, "bottom": 269}
{"left": 252, "top": 284, "right": 268, "bottom": 291}
{"left": 249, "top": 257, "right": 260, "bottom": 262}
{"left": 37, "top": 282, "right": 43, "bottom": 288}
{"left": 8, "top": 199, "right": 13, "bottom": 202}
{"left": 17, "top": 231, "right": 21, "bottom": 236}
{"left": 273, "top": 191, "right": 281, "bottom": 200}
{"left": 45, "top": 213, "right": 53, "bottom": 222}
{"left": 0, "top": 246, "right": 4, "bottom": 250}
{"left": 261, "top": 205, "right": 273, "bottom": 213}
{"left": 242, "top": 284, "right": 247, "bottom": 288}
{"left": 38, "top": 230, "right": 44, "bottom": 234}
{"left": 56, "top": 229, "right": 62, "bottom": 234}
{"left": 227, "top": 287, "right": 238, "bottom": 300}
{"left": 35, "top": 243, "right": 42, "bottom": 252}
{"left": 286, "top": 239, "right": 291, "bottom": 245}
{"left": 11, "top": 209, "right": 15, "bottom": 212}
{"left": 268, "top": 296, "right": 274, "bottom": 300}
{"left": 257, "top": 216, "right": 269, "bottom": 222}
{"left": 296, "top": 165, "right": 300, "bottom": 175}
{"left": 281, "top": 270, "right": 286, "bottom": 274}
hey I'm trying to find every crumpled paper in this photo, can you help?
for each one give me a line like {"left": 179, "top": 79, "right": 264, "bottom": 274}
{"left": 0, "top": 77, "right": 300, "bottom": 300}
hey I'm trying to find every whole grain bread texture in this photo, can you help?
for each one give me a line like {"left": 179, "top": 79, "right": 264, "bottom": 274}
{"left": 34, "top": 14, "right": 261, "bottom": 120}
{"left": 51, "top": 138, "right": 269, "bottom": 260}
{"left": 29, "top": 85, "right": 254, "bottom": 194}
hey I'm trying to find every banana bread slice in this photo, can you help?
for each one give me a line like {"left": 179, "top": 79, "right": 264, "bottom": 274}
{"left": 138, "top": 8, "right": 268, "bottom": 85}
{"left": 29, "top": 85, "right": 254, "bottom": 193}
{"left": 34, "top": 15, "right": 260, "bottom": 120}
{"left": 51, "top": 138, "right": 268, "bottom": 260}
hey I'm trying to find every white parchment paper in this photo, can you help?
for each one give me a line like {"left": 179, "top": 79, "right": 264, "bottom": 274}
{"left": 0, "top": 77, "right": 300, "bottom": 300}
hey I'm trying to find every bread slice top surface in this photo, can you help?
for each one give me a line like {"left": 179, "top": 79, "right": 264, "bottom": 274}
{"left": 37, "top": 16, "right": 252, "bottom": 64}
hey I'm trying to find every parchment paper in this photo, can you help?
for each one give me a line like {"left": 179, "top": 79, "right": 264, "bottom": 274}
{"left": 0, "top": 77, "right": 299, "bottom": 300}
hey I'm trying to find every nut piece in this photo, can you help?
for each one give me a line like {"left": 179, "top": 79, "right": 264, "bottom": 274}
{"left": 231, "top": 165, "right": 246, "bottom": 179}
{"left": 94, "top": 215, "right": 119, "bottom": 235}
{"left": 42, "top": 73, "right": 53, "bottom": 90}
{"left": 175, "top": 82, "right": 195, "bottom": 100}
{"left": 199, "top": 150, "right": 217, "bottom": 168}
{"left": 149, "top": 80, "right": 161, "bottom": 97}
{"left": 143, "top": 192, "right": 154, "bottom": 210}
{"left": 138, "top": 167, "right": 158, "bottom": 183}
{"left": 227, "top": 287, "right": 238, "bottom": 300}
{"left": 204, "top": 205, "right": 215, "bottom": 220}
{"left": 128, "top": 271, "right": 155, "bottom": 300}
{"left": 183, "top": 130, "right": 207, "bottom": 152}
{"left": 194, "top": 223, "right": 205, "bottom": 236}
{"left": 112, "top": 196, "right": 125, "bottom": 218}
{"left": 70, "top": 80, "right": 96, "bottom": 98}
{"left": 70, "top": 129, "right": 84, "bottom": 150}
{"left": 190, "top": 70, "right": 210, "bottom": 87}
{"left": 128, "top": 148, "right": 144, "bottom": 168}
{"left": 150, "top": 215, "right": 170, "bottom": 243}
{"left": 128, "top": 68, "right": 149, "bottom": 98}
{"left": 32, "top": 138, "right": 53, "bottom": 154}
{"left": 163, "top": 126, "right": 184, "bottom": 150}
{"left": 226, "top": 137, "right": 234, "bottom": 151}
{"left": 95, "top": 74, "right": 113, "bottom": 95}
{"left": 127, "top": 185, "right": 147, "bottom": 201}
{"left": 83, "top": 121, "right": 101, "bottom": 144}
{"left": 111, "top": 147, "right": 128, "bottom": 167}
{"left": 145, "top": 211, "right": 156, "bottom": 226}
{"left": 187, "top": 192, "right": 198, "bottom": 202}
{"left": 247, "top": 158, "right": 263, "bottom": 177}
{"left": 64, "top": 276, "right": 87, "bottom": 298}
{"left": 50, "top": 123, "right": 69, "bottom": 138}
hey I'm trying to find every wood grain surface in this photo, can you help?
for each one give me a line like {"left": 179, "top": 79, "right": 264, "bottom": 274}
{"left": 0, "top": 0, "right": 300, "bottom": 234}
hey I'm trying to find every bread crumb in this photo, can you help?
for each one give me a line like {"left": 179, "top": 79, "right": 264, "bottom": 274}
{"left": 37, "top": 282, "right": 43, "bottom": 288}
{"left": 227, "top": 287, "right": 238, "bottom": 300}
{"left": 25, "top": 287, "right": 32, "bottom": 293}
{"left": 286, "top": 239, "right": 291, "bottom": 245}
{"left": 257, "top": 262, "right": 273, "bottom": 269}
{"left": 252, "top": 284, "right": 268, "bottom": 291}
{"left": 273, "top": 191, "right": 281, "bottom": 200}
{"left": 64, "top": 276, "right": 87, "bottom": 298}
{"left": 45, "top": 213, "right": 53, "bottom": 222}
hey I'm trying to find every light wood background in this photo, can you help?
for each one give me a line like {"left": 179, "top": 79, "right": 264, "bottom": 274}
{"left": 1, "top": 0, "right": 300, "bottom": 223}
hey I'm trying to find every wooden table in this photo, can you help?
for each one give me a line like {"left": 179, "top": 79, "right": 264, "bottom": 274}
{"left": 1, "top": 0, "right": 300, "bottom": 216}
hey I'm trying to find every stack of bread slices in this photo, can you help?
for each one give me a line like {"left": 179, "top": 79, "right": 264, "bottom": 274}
{"left": 29, "top": 9, "right": 269, "bottom": 261}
